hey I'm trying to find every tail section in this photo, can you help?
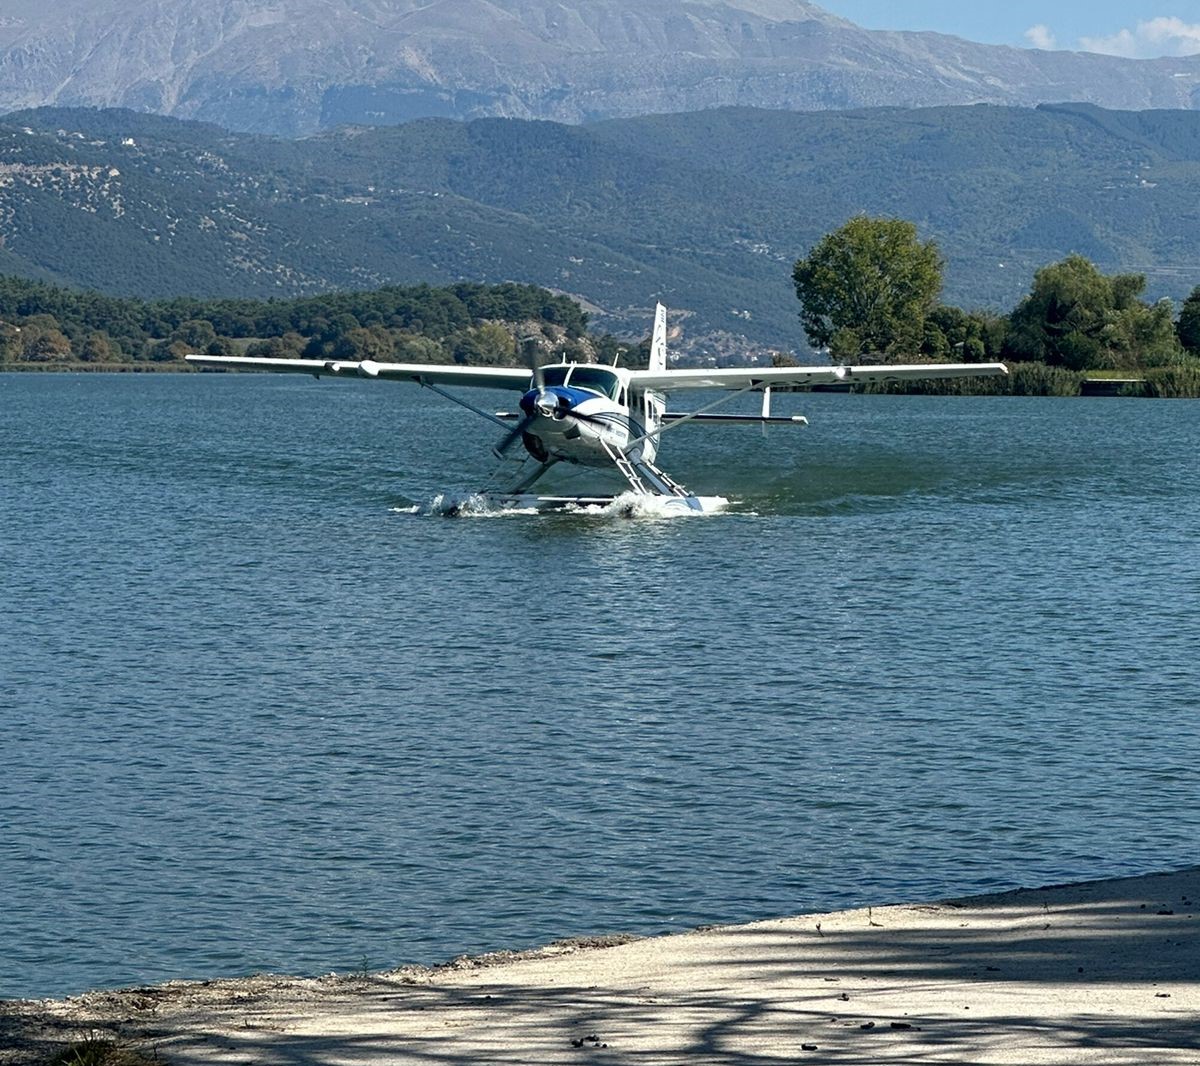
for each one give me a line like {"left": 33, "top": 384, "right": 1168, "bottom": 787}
{"left": 649, "top": 302, "right": 668, "bottom": 373}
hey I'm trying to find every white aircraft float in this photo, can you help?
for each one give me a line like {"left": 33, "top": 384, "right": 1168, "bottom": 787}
{"left": 186, "top": 304, "right": 1007, "bottom": 514}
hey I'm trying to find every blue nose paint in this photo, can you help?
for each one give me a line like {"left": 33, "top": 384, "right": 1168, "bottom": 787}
{"left": 518, "top": 385, "right": 591, "bottom": 415}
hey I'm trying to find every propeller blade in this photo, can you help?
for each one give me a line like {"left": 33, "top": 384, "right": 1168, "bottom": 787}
{"left": 494, "top": 364, "right": 547, "bottom": 457}
{"left": 493, "top": 414, "right": 537, "bottom": 458}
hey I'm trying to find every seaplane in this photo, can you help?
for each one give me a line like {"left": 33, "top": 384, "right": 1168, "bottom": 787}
{"left": 186, "top": 304, "right": 1007, "bottom": 514}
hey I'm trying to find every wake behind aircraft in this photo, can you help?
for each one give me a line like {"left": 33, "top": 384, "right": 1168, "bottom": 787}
{"left": 186, "top": 304, "right": 1007, "bottom": 514}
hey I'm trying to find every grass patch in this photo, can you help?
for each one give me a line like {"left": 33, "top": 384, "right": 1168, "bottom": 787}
{"left": 1119, "top": 366, "right": 1200, "bottom": 398}
{"left": 0, "top": 361, "right": 188, "bottom": 373}
{"left": 857, "top": 362, "right": 1083, "bottom": 396}
{"left": 47, "top": 1035, "right": 156, "bottom": 1066}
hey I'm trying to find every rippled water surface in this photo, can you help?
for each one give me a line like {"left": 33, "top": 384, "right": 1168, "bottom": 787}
{"left": 2, "top": 373, "right": 1198, "bottom": 998}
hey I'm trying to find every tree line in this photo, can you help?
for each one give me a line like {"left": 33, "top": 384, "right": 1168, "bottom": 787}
{"left": 0, "top": 279, "right": 592, "bottom": 368}
{"left": 791, "top": 215, "right": 1200, "bottom": 396}
{"left": 5, "top": 219, "right": 1200, "bottom": 397}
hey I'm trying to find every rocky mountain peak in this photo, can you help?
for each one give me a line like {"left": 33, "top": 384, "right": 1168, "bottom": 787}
{"left": 0, "top": 1, "right": 1197, "bottom": 135}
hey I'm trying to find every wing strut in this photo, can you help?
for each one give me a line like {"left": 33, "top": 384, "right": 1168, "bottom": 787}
{"left": 419, "top": 379, "right": 515, "bottom": 432}
{"left": 625, "top": 380, "right": 766, "bottom": 452}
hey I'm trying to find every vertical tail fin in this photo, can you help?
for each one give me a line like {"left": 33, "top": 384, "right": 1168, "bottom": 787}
{"left": 649, "top": 303, "right": 668, "bottom": 373}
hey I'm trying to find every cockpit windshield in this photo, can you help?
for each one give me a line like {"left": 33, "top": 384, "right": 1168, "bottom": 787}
{"left": 566, "top": 365, "right": 622, "bottom": 400}
{"left": 534, "top": 364, "right": 623, "bottom": 401}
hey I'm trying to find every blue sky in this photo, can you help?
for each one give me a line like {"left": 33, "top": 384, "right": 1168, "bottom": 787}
{"left": 818, "top": 2, "right": 1200, "bottom": 57}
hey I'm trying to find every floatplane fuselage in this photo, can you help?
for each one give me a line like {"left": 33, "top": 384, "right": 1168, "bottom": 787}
{"left": 514, "top": 363, "right": 663, "bottom": 467}
{"left": 186, "top": 303, "right": 1009, "bottom": 513}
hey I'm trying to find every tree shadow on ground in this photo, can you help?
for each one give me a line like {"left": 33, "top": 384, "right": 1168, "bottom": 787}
{"left": 5, "top": 869, "right": 1197, "bottom": 1065}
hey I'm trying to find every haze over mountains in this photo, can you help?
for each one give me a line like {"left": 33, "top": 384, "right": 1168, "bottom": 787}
{"left": 1, "top": 0, "right": 1198, "bottom": 135}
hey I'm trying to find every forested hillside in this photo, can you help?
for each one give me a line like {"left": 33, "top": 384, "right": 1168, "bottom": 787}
{"left": 0, "top": 277, "right": 598, "bottom": 368}
{"left": 4, "top": 103, "right": 1200, "bottom": 352}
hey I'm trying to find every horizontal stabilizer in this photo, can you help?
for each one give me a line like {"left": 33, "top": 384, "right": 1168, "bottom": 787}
{"left": 663, "top": 413, "right": 808, "bottom": 425}
{"left": 630, "top": 362, "right": 1007, "bottom": 392}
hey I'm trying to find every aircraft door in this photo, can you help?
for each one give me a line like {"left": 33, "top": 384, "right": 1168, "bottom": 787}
{"left": 639, "top": 389, "right": 664, "bottom": 464}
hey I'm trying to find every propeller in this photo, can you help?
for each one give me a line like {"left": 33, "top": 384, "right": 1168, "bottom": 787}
{"left": 492, "top": 365, "right": 621, "bottom": 459}
{"left": 493, "top": 364, "right": 547, "bottom": 458}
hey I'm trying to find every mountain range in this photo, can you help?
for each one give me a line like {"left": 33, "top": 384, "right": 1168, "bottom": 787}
{"left": 1, "top": 1, "right": 1198, "bottom": 136}
{"left": 3, "top": 103, "right": 1200, "bottom": 353}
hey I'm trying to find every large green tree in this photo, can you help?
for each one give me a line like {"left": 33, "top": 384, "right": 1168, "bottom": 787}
{"left": 792, "top": 216, "right": 944, "bottom": 360}
{"left": 1177, "top": 286, "right": 1200, "bottom": 355}
{"left": 1005, "top": 255, "right": 1181, "bottom": 371}
{"left": 921, "top": 305, "right": 1008, "bottom": 363}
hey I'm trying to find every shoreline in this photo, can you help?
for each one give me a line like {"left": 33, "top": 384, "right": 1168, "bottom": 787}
{"left": 5, "top": 365, "right": 1192, "bottom": 399}
{"left": 3, "top": 867, "right": 1196, "bottom": 1065}
{"left": 0, "top": 364, "right": 1179, "bottom": 399}
{"left": 0, "top": 362, "right": 193, "bottom": 372}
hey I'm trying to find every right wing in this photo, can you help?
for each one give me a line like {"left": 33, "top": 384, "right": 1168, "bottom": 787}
{"left": 185, "top": 355, "right": 533, "bottom": 392}
{"left": 628, "top": 362, "right": 1009, "bottom": 392}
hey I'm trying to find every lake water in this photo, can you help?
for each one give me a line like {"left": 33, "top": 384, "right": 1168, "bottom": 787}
{"left": 2, "top": 372, "right": 1198, "bottom": 1000}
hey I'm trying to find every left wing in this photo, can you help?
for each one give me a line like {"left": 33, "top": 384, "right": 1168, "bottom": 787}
{"left": 628, "top": 362, "right": 1008, "bottom": 392}
{"left": 185, "top": 355, "right": 532, "bottom": 392}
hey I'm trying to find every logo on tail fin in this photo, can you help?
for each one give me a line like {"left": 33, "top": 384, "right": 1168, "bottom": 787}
{"left": 649, "top": 302, "right": 668, "bottom": 373}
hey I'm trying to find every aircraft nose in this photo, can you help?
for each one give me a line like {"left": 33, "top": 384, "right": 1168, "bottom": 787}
{"left": 520, "top": 387, "right": 570, "bottom": 419}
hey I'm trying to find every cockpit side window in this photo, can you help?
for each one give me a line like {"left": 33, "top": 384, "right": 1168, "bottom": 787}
{"left": 566, "top": 366, "right": 621, "bottom": 400}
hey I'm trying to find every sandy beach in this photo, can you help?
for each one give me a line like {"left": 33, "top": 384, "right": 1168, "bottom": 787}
{"left": 3, "top": 868, "right": 1197, "bottom": 1065}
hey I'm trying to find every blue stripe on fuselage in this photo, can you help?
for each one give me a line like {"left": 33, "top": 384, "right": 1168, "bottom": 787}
{"left": 519, "top": 384, "right": 608, "bottom": 415}
{"left": 518, "top": 386, "right": 653, "bottom": 447}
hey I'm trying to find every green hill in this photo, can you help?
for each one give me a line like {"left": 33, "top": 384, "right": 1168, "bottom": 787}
{"left": 3, "top": 103, "right": 1200, "bottom": 352}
